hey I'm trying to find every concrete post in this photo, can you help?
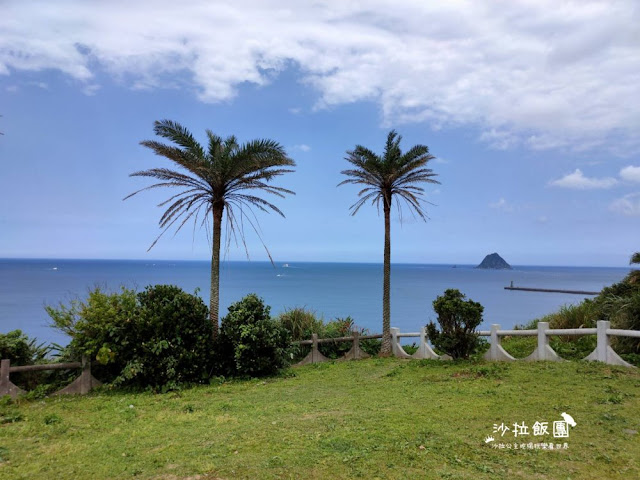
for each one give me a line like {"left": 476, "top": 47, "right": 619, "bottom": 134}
{"left": 294, "top": 333, "right": 329, "bottom": 366}
{"left": 584, "top": 321, "right": 633, "bottom": 367}
{"left": 0, "top": 359, "right": 24, "bottom": 399}
{"left": 80, "top": 356, "right": 91, "bottom": 394}
{"left": 524, "top": 322, "right": 562, "bottom": 362}
{"left": 483, "top": 324, "right": 516, "bottom": 362}
{"left": 54, "top": 355, "right": 102, "bottom": 395}
{"left": 413, "top": 327, "right": 441, "bottom": 360}
{"left": 342, "top": 331, "right": 370, "bottom": 361}
{"left": 390, "top": 328, "right": 412, "bottom": 359}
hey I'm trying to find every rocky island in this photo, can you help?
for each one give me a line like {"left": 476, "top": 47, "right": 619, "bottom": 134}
{"left": 476, "top": 252, "right": 512, "bottom": 269}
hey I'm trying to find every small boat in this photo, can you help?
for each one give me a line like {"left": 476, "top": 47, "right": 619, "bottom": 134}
{"left": 282, "top": 263, "right": 289, "bottom": 268}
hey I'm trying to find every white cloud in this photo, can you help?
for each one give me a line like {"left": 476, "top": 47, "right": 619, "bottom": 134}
{"left": 82, "top": 84, "right": 101, "bottom": 96}
{"left": 536, "top": 216, "right": 548, "bottom": 224}
{"left": 489, "top": 198, "right": 514, "bottom": 212}
{"left": 28, "top": 81, "right": 48, "bottom": 90}
{"left": 549, "top": 169, "right": 618, "bottom": 189}
{"left": 6, "top": 85, "right": 18, "bottom": 93}
{"left": 291, "top": 144, "right": 311, "bottom": 152}
{"left": 610, "top": 193, "right": 640, "bottom": 216}
{"left": 2, "top": 0, "right": 640, "bottom": 154}
{"left": 620, "top": 165, "right": 640, "bottom": 183}
{"left": 288, "top": 107, "right": 302, "bottom": 115}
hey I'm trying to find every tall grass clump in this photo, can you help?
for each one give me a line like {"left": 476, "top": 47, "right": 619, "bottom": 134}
{"left": 502, "top": 262, "right": 640, "bottom": 364}
{"left": 278, "top": 307, "right": 325, "bottom": 341}
{"left": 277, "top": 309, "right": 381, "bottom": 360}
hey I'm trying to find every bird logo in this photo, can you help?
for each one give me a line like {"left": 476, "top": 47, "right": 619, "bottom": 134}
{"left": 561, "top": 412, "right": 576, "bottom": 427}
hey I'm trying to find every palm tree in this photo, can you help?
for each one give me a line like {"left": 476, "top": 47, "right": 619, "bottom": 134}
{"left": 338, "top": 130, "right": 440, "bottom": 355}
{"left": 125, "top": 120, "right": 295, "bottom": 338}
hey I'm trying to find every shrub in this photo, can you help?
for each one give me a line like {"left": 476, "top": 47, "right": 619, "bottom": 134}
{"left": 0, "top": 330, "right": 53, "bottom": 390}
{"left": 47, "top": 286, "right": 139, "bottom": 382}
{"left": 121, "top": 285, "right": 214, "bottom": 389}
{"left": 215, "top": 294, "right": 290, "bottom": 377}
{"left": 0, "top": 330, "right": 50, "bottom": 366}
{"left": 515, "top": 268, "right": 640, "bottom": 358}
{"left": 426, "top": 289, "right": 483, "bottom": 360}
{"left": 277, "top": 307, "right": 323, "bottom": 361}
{"left": 320, "top": 316, "right": 381, "bottom": 358}
{"left": 48, "top": 285, "right": 214, "bottom": 390}
{"left": 319, "top": 317, "right": 357, "bottom": 358}
{"left": 278, "top": 311, "right": 382, "bottom": 360}
{"left": 601, "top": 289, "right": 640, "bottom": 354}
{"left": 539, "top": 301, "right": 598, "bottom": 330}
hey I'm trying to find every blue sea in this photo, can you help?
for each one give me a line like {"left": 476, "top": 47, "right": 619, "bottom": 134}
{"left": 0, "top": 259, "right": 630, "bottom": 346}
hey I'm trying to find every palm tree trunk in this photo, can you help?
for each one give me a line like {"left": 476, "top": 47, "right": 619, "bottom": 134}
{"left": 380, "top": 200, "right": 392, "bottom": 355}
{"left": 210, "top": 204, "right": 223, "bottom": 339}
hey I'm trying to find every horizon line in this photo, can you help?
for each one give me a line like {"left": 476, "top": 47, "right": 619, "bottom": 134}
{"left": 0, "top": 257, "right": 634, "bottom": 269}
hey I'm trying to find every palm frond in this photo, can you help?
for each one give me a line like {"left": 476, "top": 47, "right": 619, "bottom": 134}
{"left": 153, "top": 119, "right": 205, "bottom": 159}
{"left": 126, "top": 121, "right": 296, "bottom": 256}
{"left": 338, "top": 130, "right": 439, "bottom": 222}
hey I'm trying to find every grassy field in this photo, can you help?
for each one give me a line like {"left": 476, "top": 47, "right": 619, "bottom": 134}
{"left": 1, "top": 358, "right": 639, "bottom": 479}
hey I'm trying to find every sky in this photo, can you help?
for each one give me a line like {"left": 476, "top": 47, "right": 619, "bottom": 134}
{"left": 1, "top": 0, "right": 639, "bottom": 267}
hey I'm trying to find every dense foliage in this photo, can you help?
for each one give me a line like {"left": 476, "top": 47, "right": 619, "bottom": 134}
{"left": 0, "top": 330, "right": 50, "bottom": 366}
{"left": 215, "top": 294, "right": 291, "bottom": 377}
{"left": 278, "top": 307, "right": 325, "bottom": 342}
{"left": 426, "top": 289, "right": 484, "bottom": 359}
{"left": 0, "top": 330, "right": 53, "bottom": 391}
{"left": 48, "top": 285, "right": 214, "bottom": 390}
{"left": 503, "top": 256, "right": 640, "bottom": 365}
{"left": 278, "top": 308, "right": 381, "bottom": 359}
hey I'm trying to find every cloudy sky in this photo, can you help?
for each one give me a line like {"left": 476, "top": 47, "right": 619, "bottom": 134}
{"left": 1, "top": 0, "right": 639, "bottom": 266}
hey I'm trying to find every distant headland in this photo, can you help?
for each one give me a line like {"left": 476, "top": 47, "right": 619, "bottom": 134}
{"left": 476, "top": 253, "right": 512, "bottom": 270}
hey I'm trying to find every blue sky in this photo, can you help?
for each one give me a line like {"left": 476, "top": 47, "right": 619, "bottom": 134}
{"left": 1, "top": 0, "right": 639, "bottom": 266}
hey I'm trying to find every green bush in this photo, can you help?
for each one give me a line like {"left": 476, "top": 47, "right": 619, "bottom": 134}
{"left": 319, "top": 316, "right": 381, "bottom": 358}
{"left": 47, "top": 286, "right": 139, "bottom": 382}
{"left": 48, "top": 285, "right": 214, "bottom": 390}
{"left": 319, "top": 317, "right": 357, "bottom": 358}
{"left": 0, "top": 330, "right": 53, "bottom": 391}
{"left": 215, "top": 294, "right": 290, "bottom": 377}
{"left": 426, "top": 289, "right": 484, "bottom": 360}
{"left": 0, "top": 330, "right": 50, "bottom": 366}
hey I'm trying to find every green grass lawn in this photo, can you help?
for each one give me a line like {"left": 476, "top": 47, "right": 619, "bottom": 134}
{"left": 1, "top": 358, "right": 639, "bottom": 479}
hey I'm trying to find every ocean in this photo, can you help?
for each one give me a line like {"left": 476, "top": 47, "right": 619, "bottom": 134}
{"left": 0, "top": 258, "right": 630, "bottom": 346}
